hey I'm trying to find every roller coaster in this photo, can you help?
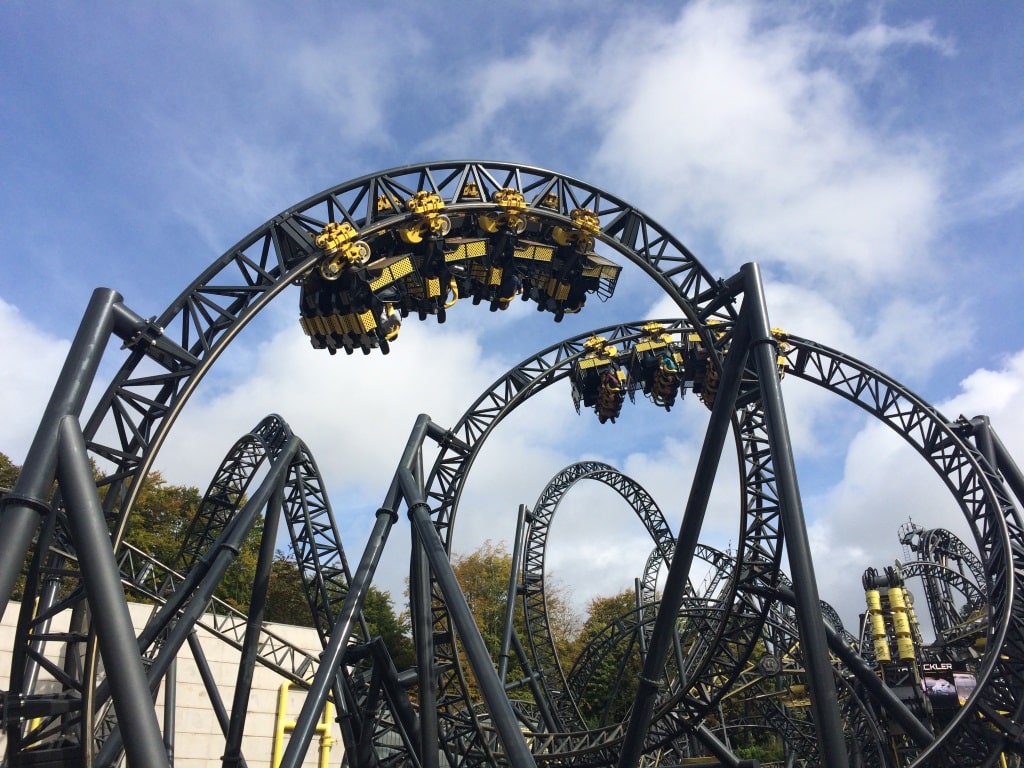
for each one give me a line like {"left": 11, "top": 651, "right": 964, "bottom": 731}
{"left": 0, "top": 161, "right": 1022, "bottom": 767}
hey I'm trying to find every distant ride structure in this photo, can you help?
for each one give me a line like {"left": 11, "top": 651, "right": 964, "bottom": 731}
{"left": 0, "top": 161, "right": 1021, "bottom": 767}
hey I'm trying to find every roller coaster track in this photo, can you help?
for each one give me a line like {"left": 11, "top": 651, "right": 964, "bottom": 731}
{"left": 417, "top": 327, "right": 1024, "bottom": 765}
{"left": 521, "top": 461, "right": 678, "bottom": 731}
{"left": 116, "top": 543, "right": 319, "bottom": 684}
{"left": 561, "top": 601, "right": 888, "bottom": 766}
{"left": 897, "top": 560, "right": 986, "bottom": 643}
{"left": 421, "top": 320, "right": 784, "bottom": 766}
{"left": 0, "top": 161, "right": 1021, "bottom": 767}
{"left": 2, "top": 161, "right": 733, "bottom": 765}
{"left": 781, "top": 334, "right": 1024, "bottom": 764}
{"left": 518, "top": 460, "right": 866, "bottom": 762}
{"left": 900, "top": 524, "right": 989, "bottom": 638}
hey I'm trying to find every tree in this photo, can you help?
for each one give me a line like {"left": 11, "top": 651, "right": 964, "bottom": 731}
{"left": 451, "top": 540, "right": 516, "bottom": 660}
{"left": 362, "top": 584, "right": 415, "bottom": 670}
{"left": 450, "top": 540, "right": 579, "bottom": 701}
{"left": 570, "top": 589, "right": 641, "bottom": 727}
{"left": 123, "top": 470, "right": 202, "bottom": 572}
{"left": 0, "top": 451, "right": 18, "bottom": 491}
{"left": 121, "top": 470, "right": 265, "bottom": 612}
{"left": 265, "top": 552, "right": 315, "bottom": 626}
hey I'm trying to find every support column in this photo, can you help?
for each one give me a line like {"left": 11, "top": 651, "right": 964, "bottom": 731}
{"left": 57, "top": 416, "right": 170, "bottom": 768}
{"left": 222, "top": 482, "right": 285, "bottom": 767}
{"left": 411, "top": 524, "right": 439, "bottom": 768}
{"left": 498, "top": 503, "right": 530, "bottom": 683}
{"left": 402, "top": 466, "right": 537, "bottom": 767}
{"left": 278, "top": 415, "right": 432, "bottom": 768}
{"left": 972, "top": 417, "right": 1024, "bottom": 526}
{"left": 741, "top": 261, "right": 848, "bottom": 767}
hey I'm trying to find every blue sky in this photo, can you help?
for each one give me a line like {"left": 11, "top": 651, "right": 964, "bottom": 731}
{"left": 3, "top": 1, "right": 1024, "bottom": 628}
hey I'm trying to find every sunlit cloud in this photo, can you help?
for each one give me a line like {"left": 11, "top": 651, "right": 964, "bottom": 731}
{"left": 585, "top": 1, "right": 942, "bottom": 296}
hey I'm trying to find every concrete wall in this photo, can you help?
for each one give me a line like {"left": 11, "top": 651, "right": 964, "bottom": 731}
{"left": 0, "top": 602, "right": 344, "bottom": 767}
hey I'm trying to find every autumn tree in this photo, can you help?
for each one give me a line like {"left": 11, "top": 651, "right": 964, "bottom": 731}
{"left": 265, "top": 552, "right": 314, "bottom": 625}
{"left": 264, "top": 552, "right": 414, "bottom": 668}
{"left": 450, "top": 540, "right": 580, "bottom": 701}
{"left": 451, "top": 540, "right": 515, "bottom": 659}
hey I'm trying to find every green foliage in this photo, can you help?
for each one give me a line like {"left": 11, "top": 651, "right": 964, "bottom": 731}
{"left": 362, "top": 584, "right": 415, "bottom": 670}
{"left": 265, "top": 552, "right": 315, "bottom": 626}
{"left": 732, "top": 731, "right": 785, "bottom": 762}
{"left": 0, "top": 451, "right": 19, "bottom": 490}
{"left": 123, "top": 471, "right": 202, "bottom": 571}
{"left": 571, "top": 589, "right": 641, "bottom": 727}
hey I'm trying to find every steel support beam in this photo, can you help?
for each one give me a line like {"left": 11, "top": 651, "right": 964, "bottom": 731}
{"left": 56, "top": 416, "right": 171, "bottom": 768}
{"left": 499, "top": 503, "right": 530, "bottom": 683}
{"left": 740, "top": 261, "right": 848, "bottom": 766}
{"left": 970, "top": 416, "right": 1024, "bottom": 526}
{"left": 97, "top": 436, "right": 300, "bottom": 766}
{"left": 411, "top": 523, "right": 439, "bottom": 768}
{"left": 401, "top": 446, "right": 538, "bottom": 767}
{"left": 163, "top": 658, "right": 177, "bottom": 767}
{"left": 222, "top": 482, "right": 285, "bottom": 767}
{"left": 278, "top": 415, "right": 435, "bottom": 768}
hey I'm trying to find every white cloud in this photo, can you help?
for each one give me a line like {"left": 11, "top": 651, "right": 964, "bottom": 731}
{"left": 157, "top": 316, "right": 508, "bottom": 492}
{"left": 841, "top": 14, "right": 955, "bottom": 75}
{"left": 0, "top": 299, "right": 72, "bottom": 464}
{"left": 579, "top": 1, "right": 942, "bottom": 296}
{"left": 430, "top": 0, "right": 961, "bottom": 429}
{"left": 941, "top": 349, "right": 1024, "bottom": 455}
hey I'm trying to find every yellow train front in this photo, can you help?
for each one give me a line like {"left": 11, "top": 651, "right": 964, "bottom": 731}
{"left": 518, "top": 207, "right": 621, "bottom": 322}
{"left": 297, "top": 222, "right": 403, "bottom": 355}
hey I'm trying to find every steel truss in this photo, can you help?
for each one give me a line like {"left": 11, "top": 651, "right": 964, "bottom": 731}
{"left": 517, "top": 461, "right": 869, "bottom": 765}
{"left": 0, "top": 161, "right": 1020, "bottom": 767}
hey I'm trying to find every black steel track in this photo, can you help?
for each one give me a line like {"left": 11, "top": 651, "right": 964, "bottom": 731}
{"left": 782, "top": 333, "right": 1024, "bottom": 765}
{"left": 9, "top": 160, "right": 734, "bottom": 763}
{"left": 419, "top": 320, "right": 783, "bottom": 767}
{"left": 2, "top": 160, "right": 1021, "bottom": 767}
{"left": 521, "top": 461, "right": 678, "bottom": 732}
